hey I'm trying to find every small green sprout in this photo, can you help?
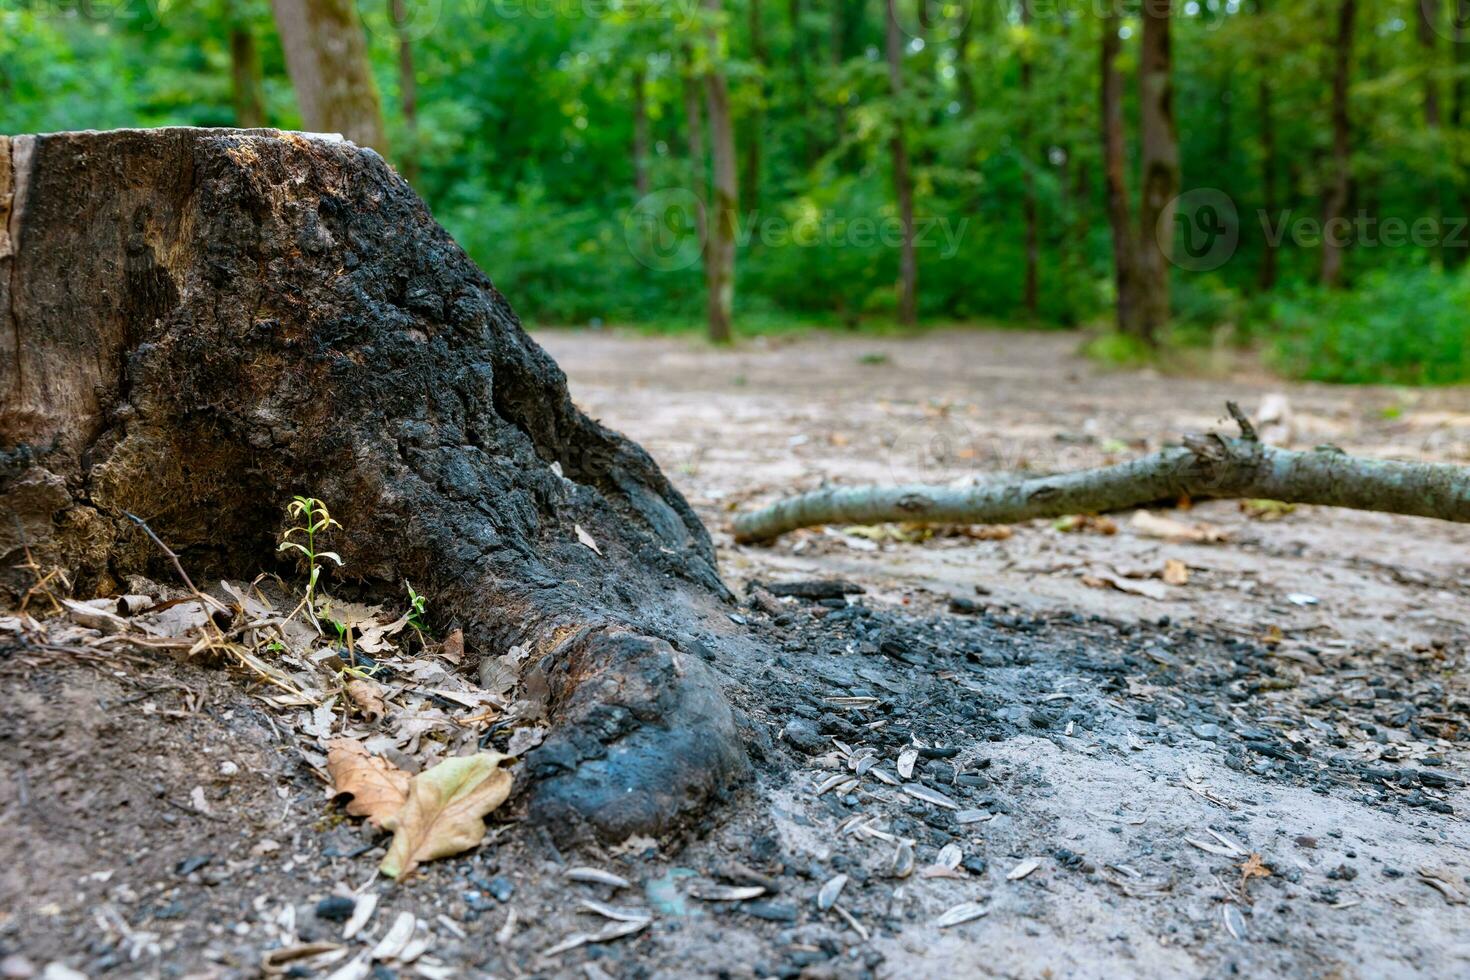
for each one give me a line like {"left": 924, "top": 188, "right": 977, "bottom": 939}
{"left": 405, "top": 580, "right": 429, "bottom": 645}
{"left": 278, "top": 496, "right": 342, "bottom": 625}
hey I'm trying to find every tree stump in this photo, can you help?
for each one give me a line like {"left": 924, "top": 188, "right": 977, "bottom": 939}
{"left": 0, "top": 128, "right": 748, "bottom": 844}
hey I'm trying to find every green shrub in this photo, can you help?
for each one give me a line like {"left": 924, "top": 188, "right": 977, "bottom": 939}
{"left": 1265, "top": 269, "right": 1470, "bottom": 385}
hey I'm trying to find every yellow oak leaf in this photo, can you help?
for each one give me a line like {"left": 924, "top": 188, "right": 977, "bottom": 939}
{"left": 380, "top": 752, "right": 513, "bottom": 879}
{"left": 326, "top": 738, "right": 410, "bottom": 829}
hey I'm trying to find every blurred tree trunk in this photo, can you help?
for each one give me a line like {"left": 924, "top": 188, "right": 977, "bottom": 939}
{"left": 271, "top": 0, "right": 388, "bottom": 153}
{"left": 884, "top": 0, "right": 917, "bottom": 326}
{"left": 955, "top": 13, "right": 975, "bottom": 117}
{"left": 1019, "top": 0, "right": 1039, "bottom": 317}
{"left": 681, "top": 47, "right": 710, "bottom": 253}
{"left": 830, "top": 0, "right": 848, "bottom": 159}
{"left": 1320, "top": 0, "right": 1355, "bottom": 288}
{"left": 789, "top": 0, "right": 814, "bottom": 165}
{"left": 743, "top": 0, "right": 767, "bottom": 210}
{"left": 229, "top": 23, "right": 267, "bottom": 129}
{"left": 1136, "top": 0, "right": 1179, "bottom": 344}
{"left": 1101, "top": 11, "right": 1141, "bottom": 337}
{"left": 1256, "top": 0, "right": 1278, "bottom": 290}
{"left": 389, "top": 0, "right": 419, "bottom": 185}
{"left": 1419, "top": 0, "right": 1445, "bottom": 264}
{"left": 632, "top": 66, "right": 650, "bottom": 198}
{"left": 704, "top": 0, "right": 738, "bottom": 344}
{"left": 1451, "top": 0, "right": 1470, "bottom": 268}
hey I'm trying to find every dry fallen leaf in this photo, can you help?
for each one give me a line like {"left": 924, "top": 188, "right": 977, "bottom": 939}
{"left": 380, "top": 752, "right": 514, "bottom": 878}
{"left": 1129, "top": 510, "right": 1229, "bottom": 543}
{"left": 326, "top": 738, "right": 410, "bottom": 829}
{"left": 1081, "top": 572, "right": 1169, "bottom": 601}
{"left": 344, "top": 678, "right": 388, "bottom": 721}
{"left": 1162, "top": 558, "right": 1190, "bottom": 586}
{"left": 439, "top": 628, "right": 465, "bottom": 664}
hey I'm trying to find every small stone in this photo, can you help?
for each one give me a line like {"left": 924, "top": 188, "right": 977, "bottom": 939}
{"left": 316, "top": 895, "right": 357, "bottom": 922}
{"left": 961, "top": 856, "right": 987, "bottom": 876}
{"left": 488, "top": 876, "right": 515, "bottom": 902}
{"left": 782, "top": 719, "right": 826, "bottom": 755}
{"left": 174, "top": 855, "right": 212, "bottom": 876}
{"left": 218, "top": 760, "right": 240, "bottom": 777}
{"left": 742, "top": 900, "right": 798, "bottom": 922}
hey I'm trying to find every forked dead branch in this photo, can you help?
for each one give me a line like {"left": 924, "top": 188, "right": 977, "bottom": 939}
{"left": 732, "top": 403, "right": 1470, "bottom": 543}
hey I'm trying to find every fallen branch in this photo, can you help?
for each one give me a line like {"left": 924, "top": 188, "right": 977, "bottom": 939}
{"left": 732, "top": 403, "right": 1470, "bottom": 543}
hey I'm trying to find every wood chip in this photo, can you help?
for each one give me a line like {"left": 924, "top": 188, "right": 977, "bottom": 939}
{"left": 1006, "top": 858, "right": 1041, "bottom": 881}
{"left": 897, "top": 748, "right": 919, "bottom": 779}
{"left": 954, "top": 808, "right": 990, "bottom": 824}
{"left": 817, "top": 873, "right": 847, "bottom": 911}
{"left": 342, "top": 894, "right": 377, "bottom": 940}
{"left": 578, "top": 900, "right": 652, "bottom": 923}
{"left": 565, "top": 867, "right": 631, "bottom": 889}
{"left": 869, "top": 767, "right": 900, "bottom": 786}
{"left": 903, "top": 784, "right": 958, "bottom": 809}
{"left": 815, "top": 772, "right": 850, "bottom": 796}
{"left": 890, "top": 840, "right": 915, "bottom": 879}
{"left": 935, "top": 843, "right": 962, "bottom": 869}
{"left": 1186, "top": 837, "right": 1241, "bottom": 858}
{"left": 370, "top": 912, "right": 416, "bottom": 961}
{"left": 687, "top": 883, "right": 765, "bottom": 901}
{"left": 933, "top": 901, "right": 989, "bottom": 928}
{"left": 542, "top": 919, "right": 647, "bottom": 958}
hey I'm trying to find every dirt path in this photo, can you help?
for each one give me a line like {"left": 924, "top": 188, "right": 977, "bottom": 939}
{"left": 2, "top": 329, "right": 1466, "bottom": 979}
{"left": 541, "top": 328, "right": 1470, "bottom": 653}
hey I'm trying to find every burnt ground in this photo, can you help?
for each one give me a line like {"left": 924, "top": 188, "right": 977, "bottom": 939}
{"left": 3, "top": 328, "right": 1469, "bottom": 978}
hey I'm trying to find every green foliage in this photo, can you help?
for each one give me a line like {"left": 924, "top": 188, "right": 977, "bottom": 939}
{"left": 1267, "top": 270, "right": 1470, "bottom": 386}
{"left": 2, "top": 0, "right": 1464, "bottom": 381}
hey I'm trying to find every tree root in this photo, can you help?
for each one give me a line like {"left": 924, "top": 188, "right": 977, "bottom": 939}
{"left": 732, "top": 403, "right": 1470, "bottom": 543}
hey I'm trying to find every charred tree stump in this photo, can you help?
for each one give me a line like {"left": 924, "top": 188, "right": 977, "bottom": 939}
{"left": 0, "top": 128, "right": 748, "bottom": 845}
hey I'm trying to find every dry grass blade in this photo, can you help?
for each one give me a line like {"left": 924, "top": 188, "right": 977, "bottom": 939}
{"left": 578, "top": 900, "right": 652, "bottom": 923}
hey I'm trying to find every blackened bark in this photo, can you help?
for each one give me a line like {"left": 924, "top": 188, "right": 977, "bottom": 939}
{"left": 0, "top": 128, "right": 747, "bottom": 845}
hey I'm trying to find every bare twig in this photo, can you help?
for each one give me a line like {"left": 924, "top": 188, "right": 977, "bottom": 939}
{"left": 733, "top": 403, "right": 1470, "bottom": 543}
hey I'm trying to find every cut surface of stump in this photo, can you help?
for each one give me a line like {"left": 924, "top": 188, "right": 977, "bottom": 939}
{"left": 0, "top": 128, "right": 748, "bottom": 844}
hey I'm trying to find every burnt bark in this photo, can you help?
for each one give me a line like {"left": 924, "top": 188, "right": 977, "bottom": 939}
{"left": 0, "top": 128, "right": 748, "bottom": 845}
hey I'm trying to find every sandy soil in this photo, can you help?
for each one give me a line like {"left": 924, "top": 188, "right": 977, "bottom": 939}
{"left": 2, "top": 328, "right": 1467, "bottom": 979}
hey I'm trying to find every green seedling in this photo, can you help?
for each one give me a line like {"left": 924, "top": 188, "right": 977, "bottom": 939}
{"left": 405, "top": 580, "right": 429, "bottom": 646}
{"left": 278, "top": 495, "right": 343, "bottom": 629}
